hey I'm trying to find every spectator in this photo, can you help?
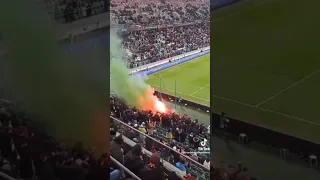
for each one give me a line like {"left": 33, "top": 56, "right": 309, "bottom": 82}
{"left": 140, "top": 152, "right": 165, "bottom": 180}
{"left": 86, "top": 1, "right": 93, "bottom": 17}
{"left": 110, "top": 168, "right": 121, "bottom": 180}
{"left": 191, "top": 153, "right": 198, "bottom": 162}
{"left": 0, "top": 99, "right": 111, "bottom": 180}
{"left": 123, "top": 144, "right": 147, "bottom": 176}
{"left": 36, "top": 154, "right": 55, "bottom": 180}
{"left": 176, "top": 159, "right": 186, "bottom": 172}
{"left": 110, "top": 134, "right": 124, "bottom": 165}
{"left": 203, "top": 159, "right": 210, "bottom": 169}
{"left": 18, "top": 142, "right": 34, "bottom": 179}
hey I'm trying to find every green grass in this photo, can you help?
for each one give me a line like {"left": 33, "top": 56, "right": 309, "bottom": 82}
{"left": 145, "top": 55, "right": 210, "bottom": 107}
{"left": 211, "top": 0, "right": 320, "bottom": 143}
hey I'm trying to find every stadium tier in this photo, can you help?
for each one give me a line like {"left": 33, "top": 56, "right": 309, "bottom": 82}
{"left": 43, "top": 0, "right": 107, "bottom": 23}
{"left": 110, "top": 0, "right": 209, "bottom": 26}
{"left": 120, "top": 22, "right": 209, "bottom": 69}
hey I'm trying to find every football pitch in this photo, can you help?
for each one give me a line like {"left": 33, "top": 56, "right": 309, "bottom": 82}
{"left": 146, "top": 55, "right": 210, "bottom": 107}
{"left": 211, "top": 0, "right": 320, "bottom": 143}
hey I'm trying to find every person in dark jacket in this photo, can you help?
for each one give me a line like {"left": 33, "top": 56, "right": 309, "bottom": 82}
{"left": 123, "top": 144, "right": 147, "bottom": 176}
{"left": 18, "top": 142, "right": 34, "bottom": 179}
{"left": 144, "top": 134, "right": 153, "bottom": 151}
{"left": 140, "top": 152, "right": 165, "bottom": 180}
{"left": 36, "top": 154, "right": 55, "bottom": 180}
{"left": 110, "top": 134, "right": 123, "bottom": 167}
{"left": 55, "top": 163, "right": 86, "bottom": 180}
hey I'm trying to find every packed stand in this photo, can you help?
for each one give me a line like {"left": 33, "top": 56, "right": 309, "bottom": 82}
{"left": 110, "top": 96, "right": 211, "bottom": 180}
{"left": 42, "top": 0, "right": 106, "bottom": 23}
{"left": 110, "top": 0, "right": 209, "bottom": 26}
{"left": 110, "top": 133, "right": 168, "bottom": 180}
{"left": 0, "top": 99, "right": 111, "bottom": 180}
{"left": 119, "top": 21, "right": 209, "bottom": 68}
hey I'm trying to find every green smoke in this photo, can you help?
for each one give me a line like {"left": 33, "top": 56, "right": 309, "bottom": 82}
{"left": 110, "top": 30, "right": 148, "bottom": 108}
{"left": 0, "top": 0, "right": 109, "bottom": 149}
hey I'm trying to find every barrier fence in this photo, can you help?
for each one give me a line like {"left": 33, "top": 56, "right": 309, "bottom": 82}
{"left": 131, "top": 47, "right": 210, "bottom": 76}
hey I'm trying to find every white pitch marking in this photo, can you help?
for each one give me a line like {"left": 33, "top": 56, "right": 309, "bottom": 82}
{"left": 256, "top": 68, "right": 320, "bottom": 107}
{"left": 149, "top": 84, "right": 320, "bottom": 126}
{"left": 189, "top": 84, "right": 210, "bottom": 96}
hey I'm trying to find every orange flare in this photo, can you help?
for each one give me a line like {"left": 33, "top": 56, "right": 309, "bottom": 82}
{"left": 137, "top": 86, "right": 168, "bottom": 113}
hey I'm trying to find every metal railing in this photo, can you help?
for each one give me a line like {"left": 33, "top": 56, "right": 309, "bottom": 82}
{"left": 0, "top": 172, "right": 18, "bottom": 180}
{"left": 110, "top": 156, "right": 142, "bottom": 180}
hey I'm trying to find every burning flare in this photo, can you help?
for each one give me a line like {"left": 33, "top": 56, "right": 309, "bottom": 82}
{"left": 138, "top": 86, "right": 168, "bottom": 113}
{"left": 155, "top": 99, "right": 166, "bottom": 113}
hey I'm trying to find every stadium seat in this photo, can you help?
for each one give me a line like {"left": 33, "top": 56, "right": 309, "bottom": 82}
{"left": 309, "top": 155, "right": 318, "bottom": 167}
{"left": 280, "top": 148, "right": 289, "bottom": 159}
{"left": 238, "top": 133, "right": 248, "bottom": 144}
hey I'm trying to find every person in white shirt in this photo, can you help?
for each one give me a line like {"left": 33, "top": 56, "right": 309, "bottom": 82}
{"left": 203, "top": 159, "right": 210, "bottom": 169}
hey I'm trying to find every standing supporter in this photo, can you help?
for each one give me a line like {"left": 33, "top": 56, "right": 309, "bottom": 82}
{"left": 110, "top": 134, "right": 124, "bottom": 165}
{"left": 18, "top": 142, "right": 34, "bottom": 179}
{"left": 141, "top": 152, "right": 165, "bottom": 180}
{"left": 148, "top": 121, "right": 156, "bottom": 135}
{"left": 145, "top": 132, "right": 154, "bottom": 151}
{"left": 166, "top": 130, "right": 173, "bottom": 143}
{"left": 123, "top": 144, "right": 148, "bottom": 177}
{"left": 36, "top": 154, "right": 55, "bottom": 180}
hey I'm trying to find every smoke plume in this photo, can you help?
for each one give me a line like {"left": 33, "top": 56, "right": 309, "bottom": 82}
{"left": 110, "top": 30, "right": 165, "bottom": 113}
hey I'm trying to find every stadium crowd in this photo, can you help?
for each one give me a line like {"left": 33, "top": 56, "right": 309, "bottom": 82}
{"left": 46, "top": 0, "right": 210, "bottom": 25}
{"left": 0, "top": 99, "right": 111, "bottom": 180}
{"left": 0, "top": 98, "right": 253, "bottom": 180}
{"left": 42, "top": 0, "right": 106, "bottom": 23}
{"left": 110, "top": 96, "right": 256, "bottom": 180}
{"left": 111, "top": 0, "right": 210, "bottom": 69}
{"left": 110, "top": 96, "right": 211, "bottom": 180}
{"left": 110, "top": 0, "right": 209, "bottom": 26}
{"left": 119, "top": 22, "right": 210, "bottom": 68}
{"left": 41, "top": 0, "right": 210, "bottom": 69}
